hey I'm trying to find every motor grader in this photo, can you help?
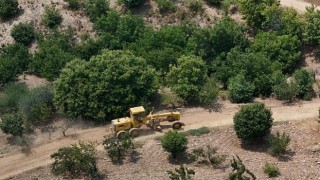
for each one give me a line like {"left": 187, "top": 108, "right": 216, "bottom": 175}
{"left": 111, "top": 106, "right": 184, "bottom": 138}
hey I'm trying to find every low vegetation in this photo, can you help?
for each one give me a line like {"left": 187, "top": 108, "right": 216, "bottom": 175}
{"left": 42, "top": 6, "right": 63, "bottom": 28}
{"left": 161, "top": 131, "right": 188, "bottom": 158}
{"left": 268, "top": 132, "right": 291, "bottom": 156}
{"left": 50, "top": 141, "right": 98, "bottom": 178}
{"left": 228, "top": 155, "right": 256, "bottom": 180}
{"left": 167, "top": 164, "right": 195, "bottom": 180}
{"left": 102, "top": 134, "right": 134, "bottom": 162}
{"left": 191, "top": 145, "right": 226, "bottom": 166}
{"left": 233, "top": 103, "right": 273, "bottom": 141}
{"left": 263, "top": 162, "right": 280, "bottom": 177}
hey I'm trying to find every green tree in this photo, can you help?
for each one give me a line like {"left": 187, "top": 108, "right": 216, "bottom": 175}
{"left": 50, "top": 141, "right": 97, "bottom": 178}
{"left": 262, "top": 5, "right": 302, "bottom": 37}
{"left": 11, "top": 23, "right": 35, "bottom": 46}
{"left": 272, "top": 76, "right": 299, "bottom": 102}
{"left": 239, "top": 0, "right": 278, "bottom": 29}
{"left": 249, "top": 32, "right": 301, "bottom": 73}
{"left": 0, "top": 0, "right": 20, "bottom": 20}
{"left": 233, "top": 103, "right": 273, "bottom": 141}
{"left": 302, "top": 5, "right": 320, "bottom": 45}
{"left": 228, "top": 74, "right": 254, "bottom": 103}
{"left": 161, "top": 131, "right": 188, "bottom": 158}
{"left": 188, "top": 17, "right": 248, "bottom": 62}
{"left": 54, "top": 50, "right": 158, "bottom": 122}
{"left": 199, "top": 77, "right": 219, "bottom": 106}
{"left": 42, "top": 6, "right": 63, "bottom": 28}
{"left": 292, "top": 69, "right": 314, "bottom": 100}
{"left": 0, "top": 112, "right": 24, "bottom": 136}
{"left": 166, "top": 55, "right": 207, "bottom": 102}
{"left": 0, "top": 83, "right": 28, "bottom": 114}
{"left": 102, "top": 134, "right": 134, "bottom": 162}
{"left": 0, "top": 44, "right": 31, "bottom": 86}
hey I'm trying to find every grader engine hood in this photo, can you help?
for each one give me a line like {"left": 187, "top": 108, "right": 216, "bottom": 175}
{"left": 111, "top": 117, "right": 132, "bottom": 132}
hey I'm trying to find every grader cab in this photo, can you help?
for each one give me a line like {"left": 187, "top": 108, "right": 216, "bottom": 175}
{"left": 111, "top": 106, "right": 183, "bottom": 138}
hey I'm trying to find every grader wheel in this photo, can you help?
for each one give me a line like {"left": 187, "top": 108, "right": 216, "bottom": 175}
{"left": 116, "top": 130, "right": 127, "bottom": 139}
{"left": 129, "top": 128, "right": 139, "bottom": 138}
{"left": 171, "top": 121, "right": 183, "bottom": 130}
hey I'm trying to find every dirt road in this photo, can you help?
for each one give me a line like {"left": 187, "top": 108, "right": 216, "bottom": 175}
{"left": 1, "top": 98, "right": 320, "bottom": 179}
{"left": 280, "top": 0, "right": 320, "bottom": 13}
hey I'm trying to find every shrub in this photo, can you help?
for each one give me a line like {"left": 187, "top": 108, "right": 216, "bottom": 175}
{"left": 161, "top": 131, "right": 188, "bottom": 158}
{"left": 102, "top": 134, "right": 134, "bottom": 162}
{"left": 188, "top": 0, "right": 203, "bottom": 13}
{"left": 263, "top": 162, "right": 280, "bottom": 177}
{"left": 192, "top": 145, "right": 226, "bottom": 166}
{"left": 0, "top": 83, "right": 28, "bottom": 114}
{"left": 0, "top": 44, "right": 31, "bottom": 86}
{"left": 11, "top": 23, "right": 35, "bottom": 46}
{"left": 18, "top": 86, "right": 54, "bottom": 125}
{"left": 292, "top": 69, "right": 314, "bottom": 100}
{"left": 0, "top": 0, "right": 20, "bottom": 20}
{"left": 228, "top": 155, "right": 256, "bottom": 180}
{"left": 54, "top": 50, "right": 158, "bottom": 122}
{"left": 167, "top": 165, "right": 195, "bottom": 180}
{"left": 228, "top": 74, "right": 254, "bottom": 103}
{"left": 0, "top": 112, "right": 24, "bottom": 136}
{"left": 64, "top": 0, "right": 81, "bottom": 9}
{"left": 273, "top": 78, "right": 299, "bottom": 102}
{"left": 155, "top": 0, "right": 175, "bottom": 13}
{"left": 119, "top": 0, "right": 144, "bottom": 8}
{"left": 42, "top": 6, "right": 62, "bottom": 28}
{"left": 268, "top": 132, "right": 290, "bottom": 156}
{"left": 233, "top": 103, "right": 273, "bottom": 141}
{"left": 50, "top": 141, "right": 97, "bottom": 178}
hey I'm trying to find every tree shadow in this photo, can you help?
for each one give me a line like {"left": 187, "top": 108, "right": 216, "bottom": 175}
{"left": 240, "top": 139, "right": 269, "bottom": 153}
{"left": 276, "top": 150, "right": 296, "bottom": 162}
{"left": 168, "top": 152, "right": 194, "bottom": 165}
{"left": 8, "top": 135, "right": 35, "bottom": 156}
{"left": 128, "top": 150, "right": 142, "bottom": 163}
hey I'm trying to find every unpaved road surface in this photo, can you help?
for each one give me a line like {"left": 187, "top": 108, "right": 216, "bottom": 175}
{"left": 280, "top": 0, "right": 320, "bottom": 13}
{"left": 1, "top": 98, "right": 320, "bottom": 179}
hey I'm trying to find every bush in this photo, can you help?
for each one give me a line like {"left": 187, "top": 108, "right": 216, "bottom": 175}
{"left": 233, "top": 103, "right": 273, "bottom": 141}
{"left": 11, "top": 23, "right": 35, "bottom": 46}
{"left": 102, "top": 134, "right": 134, "bottom": 162}
{"left": 228, "top": 155, "right": 256, "bottom": 180}
{"left": 54, "top": 50, "right": 159, "bottom": 122}
{"left": 188, "top": 0, "right": 203, "bottom": 13}
{"left": 191, "top": 145, "right": 226, "bottom": 166}
{"left": 161, "top": 131, "right": 188, "bottom": 158}
{"left": 167, "top": 165, "right": 195, "bottom": 180}
{"left": 0, "top": 112, "right": 24, "bottom": 136}
{"left": 228, "top": 74, "right": 254, "bottom": 103}
{"left": 64, "top": 0, "right": 81, "bottom": 9}
{"left": 119, "top": 0, "right": 144, "bottom": 8}
{"left": 0, "top": 0, "right": 20, "bottom": 20}
{"left": 292, "top": 69, "right": 314, "bottom": 100}
{"left": 42, "top": 6, "right": 62, "bottom": 28}
{"left": 0, "top": 44, "right": 31, "bottom": 86}
{"left": 18, "top": 86, "right": 54, "bottom": 125}
{"left": 268, "top": 132, "right": 290, "bottom": 156}
{"left": 50, "top": 141, "right": 97, "bottom": 178}
{"left": 155, "top": 0, "right": 175, "bottom": 13}
{"left": 0, "top": 83, "right": 28, "bottom": 114}
{"left": 263, "top": 162, "right": 280, "bottom": 177}
{"left": 273, "top": 78, "right": 299, "bottom": 102}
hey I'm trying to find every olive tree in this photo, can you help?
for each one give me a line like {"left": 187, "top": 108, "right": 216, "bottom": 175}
{"left": 54, "top": 50, "right": 159, "bottom": 122}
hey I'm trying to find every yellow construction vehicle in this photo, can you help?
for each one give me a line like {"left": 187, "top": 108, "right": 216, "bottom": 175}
{"left": 111, "top": 106, "right": 183, "bottom": 138}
